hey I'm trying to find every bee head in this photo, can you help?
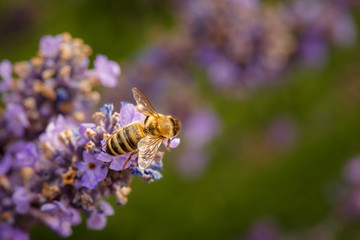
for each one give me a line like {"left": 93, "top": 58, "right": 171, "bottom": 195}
{"left": 169, "top": 116, "right": 181, "bottom": 137}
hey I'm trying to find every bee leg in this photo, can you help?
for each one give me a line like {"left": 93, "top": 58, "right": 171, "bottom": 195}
{"left": 166, "top": 139, "right": 171, "bottom": 152}
{"left": 122, "top": 150, "right": 138, "bottom": 171}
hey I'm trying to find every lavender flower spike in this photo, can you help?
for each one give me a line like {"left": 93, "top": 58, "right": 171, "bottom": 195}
{"left": 0, "top": 101, "right": 180, "bottom": 237}
{"left": 0, "top": 33, "right": 179, "bottom": 238}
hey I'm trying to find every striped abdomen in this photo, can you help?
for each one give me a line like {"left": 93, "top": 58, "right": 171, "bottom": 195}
{"left": 106, "top": 122, "right": 146, "bottom": 156}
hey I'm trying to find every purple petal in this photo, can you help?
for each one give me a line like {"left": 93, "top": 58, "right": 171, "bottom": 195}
{"left": 100, "top": 200, "right": 114, "bottom": 216}
{"left": 79, "top": 123, "right": 96, "bottom": 136}
{"left": 93, "top": 54, "right": 120, "bottom": 88}
{"left": 82, "top": 151, "right": 96, "bottom": 163}
{"left": 119, "top": 102, "right": 145, "bottom": 126}
{"left": 109, "top": 154, "right": 133, "bottom": 171}
{"left": 81, "top": 171, "right": 98, "bottom": 189}
{"left": 69, "top": 208, "right": 81, "bottom": 225}
{"left": 184, "top": 110, "right": 220, "bottom": 149}
{"left": 97, "top": 152, "right": 113, "bottom": 163}
{"left": 100, "top": 103, "right": 114, "bottom": 120}
{"left": 53, "top": 201, "right": 70, "bottom": 215}
{"left": 40, "top": 203, "right": 57, "bottom": 212}
{"left": 76, "top": 161, "right": 87, "bottom": 173}
{"left": 12, "top": 186, "right": 32, "bottom": 214}
{"left": 87, "top": 212, "right": 107, "bottom": 230}
{"left": 0, "top": 60, "right": 13, "bottom": 92}
{"left": 94, "top": 164, "right": 108, "bottom": 182}
{"left": 163, "top": 138, "right": 180, "bottom": 149}
{"left": 57, "top": 221, "right": 72, "bottom": 237}
{"left": 0, "top": 154, "right": 12, "bottom": 175}
{"left": 0, "top": 224, "right": 29, "bottom": 240}
{"left": 5, "top": 103, "right": 29, "bottom": 137}
{"left": 39, "top": 35, "right": 62, "bottom": 57}
{"left": 14, "top": 142, "right": 38, "bottom": 168}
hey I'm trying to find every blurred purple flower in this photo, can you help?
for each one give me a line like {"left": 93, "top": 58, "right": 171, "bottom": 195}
{"left": 12, "top": 186, "right": 33, "bottom": 214}
{"left": 298, "top": 32, "right": 328, "bottom": 66}
{"left": 183, "top": 109, "right": 220, "bottom": 149}
{"left": 77, "top": 122, "right": 97, "bottom": 146}
{"left": 0, "top": 60, "right": 13, "bottom": 92}
{"left": 77, "top": 151, "right": 108, "bottom": 189}
{"left": 39, "top": 35, "right": 62, "bottom": 57}
{"left": 40, "top": 201, "right": 81, "bottom": 237}
{"left": 0, "top": 224, "right": 29, "bottom": 240}
{"left": 92, "top": 54, "right": 121, "bottom": 88}
{"left": 100, "top": 102, "right": 114, "bottom": 120}
{"left": 178, "top": 150, "right": 208, "bottom": 179}
{"left": 5, "top": 103, "right": 29, "bottom": 137}
{"left": 7, "top": 141, "right": 38, "bottom": 168}
{"left": 97, "top": 151, "right": 136, "bottom": 171}
{"left": 343, "top": 157, "right": 360, "bottom": 185}
{"left": 0, "top": 154, "right": 12, "bottom": 175}
{"left": 332, "top": 14, "right": 356, "bottom": 46}
{"left": 39, "top": 114, "right": 76, "bottom": 150}
{"left": 87, "top": 201, "right": 114, "bottom": 230}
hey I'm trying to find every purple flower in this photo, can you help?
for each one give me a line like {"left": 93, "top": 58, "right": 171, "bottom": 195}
{"left": 0, "top": 60, "right": 13, "bottom": 92}
{"left": 76, "top": 123, "right": 96, "bottom": 146}
{"left": 7, "top": 141, "right": 38, "bottom": 168}
{"left": 343, "top": 157, "right": 360, "bottom": 184}
{"left": 183, "top": 109, "right": 220, "bottom": 149}
{"left": 12, "top": 186, "right": 33, "bottom": 214}
{"left": 87, "top": 200, "right": 114, "bottom": 230}
{"left": 5, "top": 103, "right": 29, "bottom": 137}
{"left": 39, "top": 115, "right": 76, "bottom": 150}
{"left": 332, "top": 13, "right": 356, "bottom": 46}
{"left": 40, "top": 201, "right": 81, "bottom": 237}
{"left": 77, "top": 151, "right": 108, "bottom": 189}
{"left": 178, "top": 150, "right": 208, "bottom": 179}
{"left": 92, "top": 54, "right": 121, "bottom": 88}
{"left": 97, "top": 151, "right": 136, "bottom": 171}
{"left": 100, "top": 102, "right": 114, "bottom": 121}
{"left": 0, "top": 224, "right": 29, "bottom": 240}
{"left": 299, "top": 33, "right": 328, "bottom": 66}
{"left": 39, "top": 35, "right": 62, "bottom": 57}
{"left": 0, "top": 154, "right": 12, "bottom": 175}
{"left": 119, "top": 102, "right": 146, "bottom": 126}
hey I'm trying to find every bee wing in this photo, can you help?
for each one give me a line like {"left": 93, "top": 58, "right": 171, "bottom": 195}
{"left": 137, "top": 135, "right": 164, "bottom": 169}
{"left": 132, "top": 87, "right": 159, "bottom": 118}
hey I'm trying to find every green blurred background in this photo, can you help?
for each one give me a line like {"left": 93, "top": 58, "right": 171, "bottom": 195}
{"left": 1, "top": 0, "right": 360, "bottom": 239}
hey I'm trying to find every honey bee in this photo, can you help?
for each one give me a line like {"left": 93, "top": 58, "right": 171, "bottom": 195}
{"left": 104, "top": 87, "right": 181, "bottom": 169}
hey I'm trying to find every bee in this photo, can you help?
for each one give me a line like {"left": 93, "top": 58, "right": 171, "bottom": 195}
{"left": 104, "top": 87, "right": 181, "bottom": 170}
